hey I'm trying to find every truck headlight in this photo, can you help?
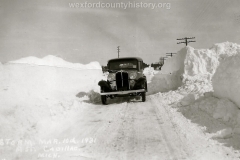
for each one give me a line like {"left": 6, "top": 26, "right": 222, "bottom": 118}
{"left": 107, "top": 73, "right": 115, "bottom": 81}
{"left": 129, "top": 71, "right": 137, "bottom": 79}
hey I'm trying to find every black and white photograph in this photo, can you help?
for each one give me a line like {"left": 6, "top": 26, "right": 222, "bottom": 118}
{"left": 0, "top": 0, "right": 240, "bottom": 159}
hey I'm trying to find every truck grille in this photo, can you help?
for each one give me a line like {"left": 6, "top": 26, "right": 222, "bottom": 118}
{"left": 116, "top": 71, "right": 129, "bottom": 91}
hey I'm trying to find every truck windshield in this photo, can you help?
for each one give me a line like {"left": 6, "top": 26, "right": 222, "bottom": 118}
{"left": 108, "top": 59, "right": 138, "bottom": 70}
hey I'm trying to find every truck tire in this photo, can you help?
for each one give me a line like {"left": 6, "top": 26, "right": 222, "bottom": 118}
{"left": 142, "top": 92, "right": 146, "bottom": 102}
{"left": 145, "top": 82, "right": 148, "bottom": 92}
{"left": 101, "top": 95, "right": 107, "bottom": 105}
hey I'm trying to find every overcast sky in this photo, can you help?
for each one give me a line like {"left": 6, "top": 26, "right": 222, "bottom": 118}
{"left": 0, "top": 0, "right": 240, "bottom": 65}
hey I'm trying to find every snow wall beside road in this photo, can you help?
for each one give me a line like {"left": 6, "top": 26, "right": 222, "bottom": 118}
{"left": 150, "top": 42, "right": 240, "bottom": 94}
{"left": 213, "top": 52, "right": 240, "bottom": 109}
{"left": 162, "top": 42, "right": 240, "bottom": 80}
{"left": 168, "top": 42, "right": 240, "bottom": 136}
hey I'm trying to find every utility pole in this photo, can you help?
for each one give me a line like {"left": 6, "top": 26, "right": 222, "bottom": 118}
{"left": 177, "top": 37, "right": 196, "bottom": 46}
{"left": 117, "top": 46, "right": 120, "bottom": 58}
{"left": 160, "top": 57, "right": 168, "bottom": 65}
{"left": 166, "top": 53, "right": 176, "bottom": 57}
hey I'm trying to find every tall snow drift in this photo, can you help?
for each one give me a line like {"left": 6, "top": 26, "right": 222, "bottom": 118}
{"left": 161, "top": 47, "right": 188, "bottom": 74}
{"left": 158, "top": 42, "right": 240, "bottom": 139}
{"left": 213, "top": 52, "right": 240, "bottom": 109}
{"left": 162, "top": 42, "right": 240, "bottom": 79}
{"left": 152, "top": 42, "right": 240, "bottom": 94}
{"left": 184, "top": 47, "right": 219, "bottom": 77}
{"left": 147, "top": 47, "right": 187, "bottom": 94}
{"left": 211, "top": 42, "right": 240, "bottom": 59}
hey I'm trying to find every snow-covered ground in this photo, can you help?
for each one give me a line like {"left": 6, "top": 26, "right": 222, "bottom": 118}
{"left": 1, "top": 42, "right": 240, "bottom": 159}
{"left": 0, "top": 56, "right": 105, "bottom": 159}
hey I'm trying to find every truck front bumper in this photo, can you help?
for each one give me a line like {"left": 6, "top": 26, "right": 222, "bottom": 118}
{"left": 100, "top": 89, "right": 145, "bottom": 95}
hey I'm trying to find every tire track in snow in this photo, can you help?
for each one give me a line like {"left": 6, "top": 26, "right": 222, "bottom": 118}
{"left": 106, "top": 98, "right": 175, "bottom": 160}
{"left": 87, "top": 102, "right": 130, "bottom": 159}
{"left": 150, "top": 96, "right": 188, "bottom": 160}
{"left": 77, "top": 96, "right": 190, "bottom": 160}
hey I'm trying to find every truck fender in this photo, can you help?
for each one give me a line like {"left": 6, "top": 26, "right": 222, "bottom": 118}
{"left": 133, "top": 77, "right": 147, "bottom": 90}
{"left": 98, "top": 80, "right": 112, "bottom": 92}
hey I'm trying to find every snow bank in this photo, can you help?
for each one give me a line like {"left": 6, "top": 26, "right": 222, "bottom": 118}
{"left": 212, "top": 128, "right": 233, "bottom": 139}
{"left": 181, "top": 42, "right": 240, "bottom": 135}
{"left": 1, "top": 64, "right": 102, "bottom": 101}
{"left": 86, "top": 90, "right": 101, "bottom": 104}
{"left": 185, "top": 42, "right": 240, "bottom": 77}
{"left": 10, "top": 55, "right": 102, "bottom": 70}
{"left": 3, "top": 55, "right": 103, "bottom": 100}
{"left": 179, "top": 94, "right": 196, "bottom": 106}
{"left": 212, "top": 52, "right": 240, "bottom": 109}
{"left": 0, "top": 56, "right": 104, "bottom": 141}
{"left": 161, "top": 47, "right": 188, "bottom": 74}
{"left": 184, "top": 42, "right": 240, "bottom": 79}
{"left": 147, "top": 47, "right": 187, "bottom": 94}
{"left": 143, "top": 67, "right": 158, "bottom": 83}
{"left": 151, "top": 42, "right": 240, "bottom": 96}
{"left": 161, "top": 45, "right": 216, "bottom": 78}
{"left": 156, "top": 44, "right": 219, "bottom": 94}
{"left": 184, "top": 47, "right": 218, "bottom": 77}
{"left": 159, "top": 42, "right": 240, "bottom": 142}
{"left": 187, "top": 96, "right": 240, "bottom": 135}
{"left": 210, "top": 42, "right": 240, "bottom": 137}
{"left": 147, "top": 71, "right": 183, "bottom": 95}
{"left": 162, "top": 42, "right": 240, "bottom": 81}
{"left": 211, "top": 42, "right": 240, "bottom": 59}
{"left": 151, "top": 44, "right": 218, "bottom": 94}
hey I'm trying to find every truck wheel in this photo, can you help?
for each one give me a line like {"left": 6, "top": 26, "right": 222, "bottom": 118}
{"left": 101, "top": 95, "right": 107, "bottom": 105}
{"left": 141, "top": 92, "right": 146, "bottom": 102}
{"left": 145, "top": 82, "right": 148, "bottom": 92}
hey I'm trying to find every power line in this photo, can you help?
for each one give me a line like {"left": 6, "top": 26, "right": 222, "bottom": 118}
{"left": 177, "top": 37, "right": 196, "bottom": 46}
{"left": 166, "top": 53, "right": 176, "bottom": 57}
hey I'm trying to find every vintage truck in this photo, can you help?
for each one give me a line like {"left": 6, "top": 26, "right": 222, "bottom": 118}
{"left": 98, "top": 57, "right": 147, "bottom": 104}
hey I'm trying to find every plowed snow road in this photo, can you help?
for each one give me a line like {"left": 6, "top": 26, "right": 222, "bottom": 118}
{"left": 24, "top": 95, "right": 240, "bottom": 160}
